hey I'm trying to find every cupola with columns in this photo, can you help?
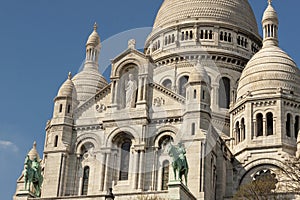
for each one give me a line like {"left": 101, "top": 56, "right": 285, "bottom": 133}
{"left": 230, "top": 0, "right": 300, "bottom": 156}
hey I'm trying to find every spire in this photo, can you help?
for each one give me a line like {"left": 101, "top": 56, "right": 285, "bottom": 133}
{"left": 33, "top": 141, "right": 37, "bottom": 149}
{"left": 268, "top": 0, "right": 272, "bottom": 5}
{"left": 68, "top": 72, "right": 72, "bottom": 80}
{"left": 262, "top": 0, "right": 278, "bottom": 47}
{"left": 85, "top": 22, "right": 101, "bottom": 68}
{"left": 93, "top": 22, "right": 98, "bottom": 31}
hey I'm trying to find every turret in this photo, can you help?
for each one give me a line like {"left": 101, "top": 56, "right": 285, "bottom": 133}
{"left": 185, "top": 60, "right": 211, "bottom": 132}
{"left": 42, "top": 73, "right": 76, "bottom": 197}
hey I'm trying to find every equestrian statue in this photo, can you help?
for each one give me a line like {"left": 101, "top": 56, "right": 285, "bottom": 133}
{"left": 24, "top": 155, "right": 43, "bottom": 197}
{"left": 167, "top": 142, "right": 189, "bottom": 186}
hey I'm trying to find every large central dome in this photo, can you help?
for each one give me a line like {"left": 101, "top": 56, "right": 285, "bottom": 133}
{"left": 153, "top": 0, "right": 258, "bottom": 34}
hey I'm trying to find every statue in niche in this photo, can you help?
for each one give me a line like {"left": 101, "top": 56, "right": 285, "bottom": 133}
{"left": 125, "top": 74, "right": 137, "bottom": 108}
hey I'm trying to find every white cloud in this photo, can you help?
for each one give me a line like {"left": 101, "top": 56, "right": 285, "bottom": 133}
{"left": 0, "top": 140, "right": 19, "bottom": 152}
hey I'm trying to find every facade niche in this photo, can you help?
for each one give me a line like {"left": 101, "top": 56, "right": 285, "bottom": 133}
{"left": 117, "top": 66, "right": 138, "bottom": 109}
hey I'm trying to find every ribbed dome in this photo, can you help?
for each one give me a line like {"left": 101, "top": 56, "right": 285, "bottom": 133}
{"left": 27, "top": 141, "right": 41, "bottom": 161}
{"left": 237, "top": 46, "right": 300, "bottom": 99}
{"left": 57, "top": 72, "right": 74, "bottom": 97}
{"left": 72, "top": 68, "right": 108, "bottom": 102}
{"left": 86, "top": 23, "right": 100, "bottom": 47}
{"left": 153, "top": 0, "right": 258, "bottom": 34}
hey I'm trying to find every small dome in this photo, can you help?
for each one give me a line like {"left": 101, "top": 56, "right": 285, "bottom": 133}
{"left": 72, "top": 68, "right": 108, "bottom": 102}
{"left": 262, "top": 2, "right": 278, "bottom": 23}
{"left": 237, "top": 46, "right": 300, "bottom": 100}
{"left": 86, "top": 23, "right": 100, "bottom": 47}
{"left": 153, "top": 0, "right": 259, "bottom": 34}
{"left": 189, "top": 61, "right": 209, "bottom": 84}
{"left": 57, "top": 72, "right": 74, "bottom": 97}
{"left": 27, "top": 141, "right": 41, "bottom": 161}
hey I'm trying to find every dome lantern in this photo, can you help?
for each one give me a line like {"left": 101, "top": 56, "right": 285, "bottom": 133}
{"left": 262, "top": 0, "right": 279, "bottom": 47}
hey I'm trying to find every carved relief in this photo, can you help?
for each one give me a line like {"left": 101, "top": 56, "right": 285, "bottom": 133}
{"left": 96, "top": 104, "right": 106, "bottom": 113}
{"left": 153, "top": 97, "right": 165, "bottom": 107}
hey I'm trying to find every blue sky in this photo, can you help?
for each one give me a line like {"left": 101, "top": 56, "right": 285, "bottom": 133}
{"left": 0, "top": 1, "right": 299, "bottom": 199}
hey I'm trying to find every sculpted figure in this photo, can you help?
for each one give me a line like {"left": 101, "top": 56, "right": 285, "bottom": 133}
{"left": 168, "top": 143, "right": 189, "bottom": 186}
{"left": 125, "top": 74, "right": 137, "bottom": 108}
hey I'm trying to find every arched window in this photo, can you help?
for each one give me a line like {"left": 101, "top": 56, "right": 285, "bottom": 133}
{"left": 236, "top": 121, "right": 240, "bottom": 143}
{"left": 266, "top": 112, "right": 274, "bottom": 136}
{"left": 241, "top": 118, "right": 245, "bottom": 141}
{"left": 54, "top": 135, "right": 58, "bottom": 147}
{"left": 161, "top": 160, "right": 169, "bottom": 190}
{"left": 179, "top": 76, "right": 189, "bottom": 97}
{"left": 209, "top": 30, "right": 213, "bottom": 39}
{"left": 162, "top": 79, "right": 172, "bottom": 90}
{"left": 119, "top": 141, "right": 131, "bottom": 180}
{"left": 286, "top": 113, "right": 291, "bottom": 137}
{"left": 59, "top": 104, "right": 63, "bottom": 113}
{"left": 81, "top": 166, "right": 90, "bottom": 195}
{"left": 218, "top": 77, "right": 231, "bottom": 109}
{"left": 191, "top": 123, "right": 196, "bottom": 135}
{"left": 193, "top": 90, "right": 197, "bottom": 99}
{"left": 220, "top": 31, "right": 224, "bottom": 41}
{"left": 295, "top": 116, "right": 299, "bottom": 139}
{"left": 256, "top": 113, "right": 263, "bottom": 137}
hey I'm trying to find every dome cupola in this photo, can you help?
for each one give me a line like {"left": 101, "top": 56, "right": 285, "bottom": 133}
{"left": 73, "top": 23, "right": 108, "bottom": 103}
{"left": 27, "top": 141, "right": 41, "bottom": 161}
{"left": 189, "top": 60, "right": 209, "bottom": 84}
{"left": 86, "top": 23, "right": 101, "bottom": 47}
{"left": 57, "top": 72, "right": 75, "bottom": 97}
{"left": 236, "top": 1, "right": 300, "bottom": 100}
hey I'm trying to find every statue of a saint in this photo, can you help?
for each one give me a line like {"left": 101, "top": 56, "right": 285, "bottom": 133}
{"left": 125, "top": 74, "right": 137, "bottom": 108}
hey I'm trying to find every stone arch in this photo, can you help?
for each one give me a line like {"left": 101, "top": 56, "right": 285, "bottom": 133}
{"left": 113, "top": 59, "right": 143, "bottom": 77}
{"left": 76, "top": 133, "right": 101, "bottom": 155}
{"left": 238, "top": 158, "right": 285, "bottom": 186}
{"left": 105, "top": 126, "right": 138, "bottom": 147}
{"left": 154, "top": 131, "right": 176, "bottom": 148}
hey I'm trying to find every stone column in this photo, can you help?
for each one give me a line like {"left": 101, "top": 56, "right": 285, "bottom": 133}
{"left": 99, "top": 153, "right": 106, "bottom": 191}
{"left": 151, "top": 149, "right": 158, "bottom": 191}
{"left": 138, "top": 150, "right": 145, "bottom": 190}
{"left": 132, "top": 150, "right": 139, "bottom": 190}
{"left": 103, "top": 153, "right": 111, "bottom": 192}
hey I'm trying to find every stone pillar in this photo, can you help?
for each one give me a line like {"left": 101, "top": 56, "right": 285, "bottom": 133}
{"left": 14, "top": 191, "right": 35, "bottom": 200}
{"left": 132, "top": 150, "right": 139, "bottom": 190}
{"left": 168, "top": 181, "right": 197, "bottom": 200}
{"left": 138, "top": 150, "right": 145, "bottom": 190}
{"left": 103, "top": 153, "right": 111, "bottom": 192}
{"left": 151, "top": 149, "right": 158, "bottom": 190}
{"left": 99, "top": 153, "right": 106, "bottom": 191}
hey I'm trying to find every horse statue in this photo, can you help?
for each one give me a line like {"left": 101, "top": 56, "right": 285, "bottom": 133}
{"left": 167, "top": 143, "right": 189, "bottom": 186}
{"left": 24, "top": 155, "right": 43, "bottom": 197}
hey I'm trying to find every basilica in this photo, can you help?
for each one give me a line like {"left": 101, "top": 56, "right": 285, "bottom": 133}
{"left": 14, "top": 0, "right": 300, "bottom": 199}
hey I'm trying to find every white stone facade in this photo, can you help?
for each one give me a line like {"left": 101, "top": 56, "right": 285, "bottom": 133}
{"left": 14, "top": 1, "right": 300, "bottom": 200}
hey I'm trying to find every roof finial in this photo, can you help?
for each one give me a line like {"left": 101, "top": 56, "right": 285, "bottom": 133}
{"left": 268, "top": 0, "right": 272, "bottom": 5}
{"left": 33, "top": 141, "right": 37, "bottom": 149}
{"left": 68, "top": 72, "right": 72, "bottom": 80}
{"left": 93, "top": 22, "right": 98, "bottom": 31}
